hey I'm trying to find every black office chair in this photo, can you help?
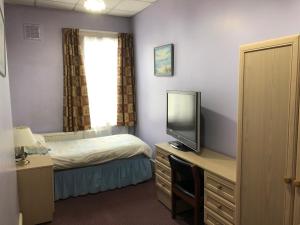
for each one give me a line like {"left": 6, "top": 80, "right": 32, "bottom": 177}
{"left": 168, "top": 154, "right": 204, "bottom": 225}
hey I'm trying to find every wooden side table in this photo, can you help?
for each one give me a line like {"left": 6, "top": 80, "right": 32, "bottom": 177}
{"left": 16, "top": 155, "right": 54, "bottom": 225}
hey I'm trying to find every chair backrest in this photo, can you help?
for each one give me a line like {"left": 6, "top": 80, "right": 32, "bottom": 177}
{"left": 168, "top": 154, "right": 202, "bottom": 197}
{"left": 169, "top": 154, "right": 194, "bottom": 181}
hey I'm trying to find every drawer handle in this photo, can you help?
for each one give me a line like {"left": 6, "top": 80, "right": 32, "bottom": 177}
{"left": 217, "top": 185, "right": 223, "bottom": 190}
{"left": 217, "top": 204, "right": 223, "bottom": 210}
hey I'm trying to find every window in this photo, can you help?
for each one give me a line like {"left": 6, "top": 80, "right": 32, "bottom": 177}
{"left": 81, "top": 32, "right": 118, "bottom": 129}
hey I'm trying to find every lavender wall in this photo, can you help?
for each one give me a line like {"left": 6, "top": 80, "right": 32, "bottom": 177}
{"left": 133, "top": 0, "right": 300, "bottom": 157}
{"left": 0, "top": 0, "right": 19, "bottom": 224}
{"left": 5, "top": 4, "right": 131, "bottom": 133}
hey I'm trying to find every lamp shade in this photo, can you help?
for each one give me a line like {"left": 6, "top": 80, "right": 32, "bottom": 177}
{"left": 13, "top": 126, "right": 36, "bottom": 147}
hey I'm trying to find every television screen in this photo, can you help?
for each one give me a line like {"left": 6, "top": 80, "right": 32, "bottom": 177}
{"left": 167, "top": 91, "right": 201, "bottom": 152}
{"left": 167, "top": 93, "right": 196, "bottom": 142}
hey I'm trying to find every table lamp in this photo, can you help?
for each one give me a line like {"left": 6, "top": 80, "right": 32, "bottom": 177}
{"left": 13, "top": 126, "right": 36, "bottom": 164}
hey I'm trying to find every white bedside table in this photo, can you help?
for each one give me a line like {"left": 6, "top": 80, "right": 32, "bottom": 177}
{"left": 16, "top": 155, "right": 54, "bottom": 225}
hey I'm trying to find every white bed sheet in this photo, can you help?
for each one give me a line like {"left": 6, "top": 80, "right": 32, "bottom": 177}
{"left": 47, "top": 134, "right": 152, "bottom": 170}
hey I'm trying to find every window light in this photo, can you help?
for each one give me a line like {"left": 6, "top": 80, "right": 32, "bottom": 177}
{"left": 83, "top": 34, "right": 118, "bottom": 128}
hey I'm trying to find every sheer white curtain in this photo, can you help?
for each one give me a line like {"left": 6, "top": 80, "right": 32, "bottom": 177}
{"left": 81, "top": 32, "right": 118, "bottom": 131}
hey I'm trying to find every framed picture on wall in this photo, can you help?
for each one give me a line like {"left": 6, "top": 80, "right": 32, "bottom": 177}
{"left": 154, "top": 44, "right": 174, "bottom": 76}
{"left": 0, "top": 6, "right": 6, "bottom": 78}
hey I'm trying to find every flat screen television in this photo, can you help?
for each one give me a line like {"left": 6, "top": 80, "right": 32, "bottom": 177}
{"left": 167, "top": 90, "right": 201, "bottom": 152}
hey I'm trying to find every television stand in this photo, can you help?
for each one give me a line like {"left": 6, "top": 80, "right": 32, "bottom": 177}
{"left": 168, "top": 141, "right": 190, "bottom": 152}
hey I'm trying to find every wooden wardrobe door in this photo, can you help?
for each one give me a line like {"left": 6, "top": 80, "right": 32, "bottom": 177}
{"left": 294, "top": 118, "right": 300, "bottom": 225}
{"left": 237, "top": 36, "right": 299, "bottom": 225}
{"left": 294, "top": 158, "right": 300, "bottom": 224}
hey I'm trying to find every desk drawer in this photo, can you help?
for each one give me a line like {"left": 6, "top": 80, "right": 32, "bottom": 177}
{"left": 156, "top": 161, "right": 171, "bottom": 182}
{"left": 205, "top": 172, "right": 235, "bottom": 204}
{"left": 204, "top": 206, "right": 233, "bottom": 225}
{"left": 156, "top": 173, "right": 171, "bottom": 192}
{"left": 205, "top": 189, "right": 235, "bottom": 223}
{"left": 157, "top": 186, "right": 171, "bottom": 209}
{"left": 156, "top": 148, "right": 170, "bottom": 167}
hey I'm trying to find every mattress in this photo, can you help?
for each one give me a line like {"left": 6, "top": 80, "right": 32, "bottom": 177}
{"left": 47, "top": 134, "right": 152, "bottom": 170}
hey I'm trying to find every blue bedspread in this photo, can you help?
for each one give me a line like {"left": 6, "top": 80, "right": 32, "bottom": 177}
{"left": 54, "top": 155, "right": 152, "bottom": 200}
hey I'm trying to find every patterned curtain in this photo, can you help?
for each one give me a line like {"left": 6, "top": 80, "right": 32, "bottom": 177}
{"left": 62, "top": 28, "right": 91, "bottom": 132}
{"left": 117, "top": 33, "right": 136, "bottom": 127}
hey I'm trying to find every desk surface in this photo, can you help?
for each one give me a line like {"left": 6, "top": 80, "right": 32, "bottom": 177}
{"left": 155, "top": 143, "right": 236, "bottom": 182}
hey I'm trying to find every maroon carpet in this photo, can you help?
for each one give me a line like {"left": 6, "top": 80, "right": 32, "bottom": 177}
{"left": 44, "top": 179, "right": 192, "bottom": 225}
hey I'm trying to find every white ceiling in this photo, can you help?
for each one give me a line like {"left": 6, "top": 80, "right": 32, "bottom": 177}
{"left": 4, "top": 0, "right": 157, "bottom": 17}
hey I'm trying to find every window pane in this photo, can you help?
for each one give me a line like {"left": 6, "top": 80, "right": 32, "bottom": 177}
{"left": 83, "top": 35, "right": 118, "bottom": 128}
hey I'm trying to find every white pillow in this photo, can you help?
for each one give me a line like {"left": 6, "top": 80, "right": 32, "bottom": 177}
{"left": 33, "top": 134, "right": 46, "bottom": 144}
{"left": 25, "top": 134, "right": 50, "bottom": 155}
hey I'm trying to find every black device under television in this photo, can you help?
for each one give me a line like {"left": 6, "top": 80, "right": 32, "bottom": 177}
{"left": 166, "top": 90, "right": 201, "bottom": 153}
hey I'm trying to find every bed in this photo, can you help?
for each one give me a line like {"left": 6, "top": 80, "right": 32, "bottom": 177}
{"left": 39, "top": 132, "right": 153, "bottom": 200}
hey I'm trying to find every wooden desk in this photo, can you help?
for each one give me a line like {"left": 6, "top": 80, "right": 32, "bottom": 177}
{"left": 155, "top": 143, "right": 236, "bottom": 225}
{"left": 16, "top": 155, "right": 54, "bottom": 225}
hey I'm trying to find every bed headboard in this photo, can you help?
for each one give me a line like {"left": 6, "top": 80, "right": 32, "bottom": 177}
{"left": 41, "top": 126, "right": 130, "bottom": 142}
{"left": 42, "top": 129, "right": 111, "bottom": 142}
